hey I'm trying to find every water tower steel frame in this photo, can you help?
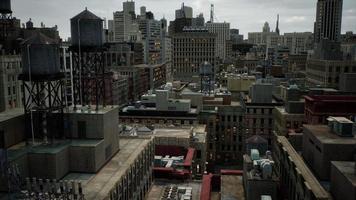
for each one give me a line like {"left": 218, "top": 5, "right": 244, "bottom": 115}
{"left": 19, "top": 33, "right": 66, "bottom": 143}
{"left": 70, "top": 46, "right": 110, "bottom": 110}
{"left": 69, "top": 9, "right": 112, "bottom": 110}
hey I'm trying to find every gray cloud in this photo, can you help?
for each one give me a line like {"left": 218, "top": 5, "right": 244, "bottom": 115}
{"left": 11, "top": 0, "right": 356, "bottom": 39}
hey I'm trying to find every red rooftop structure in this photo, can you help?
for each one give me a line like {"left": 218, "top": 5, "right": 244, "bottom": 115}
{"left": 304, "top": 95, "right": 356, "bottom": 124}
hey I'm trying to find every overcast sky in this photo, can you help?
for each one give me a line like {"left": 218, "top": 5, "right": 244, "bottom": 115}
{"left": 11, "top": 0, "right": 356, "bottom": 39}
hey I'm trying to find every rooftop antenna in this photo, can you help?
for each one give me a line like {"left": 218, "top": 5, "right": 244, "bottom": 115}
{"left": 210, "top": 4, "right": 214, "bottom": 23}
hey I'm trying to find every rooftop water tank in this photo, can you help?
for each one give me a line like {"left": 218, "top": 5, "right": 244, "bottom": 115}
{"left": 0, "top": 0, "right": 11, "bottom": 14}
{"left": 21, "top": 32, "right": 61, "bottom": 76}
{"left": 70, "top": 8, "right": 103, "bottom": 47}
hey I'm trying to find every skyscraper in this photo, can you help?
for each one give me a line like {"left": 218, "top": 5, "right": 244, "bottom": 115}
{"left": 172, "top": 28, "right": 216, "bottom": 82}
{"left": 206, "top": 22, "right": 230, "bottom": 60}
{"left": 113, "top": 0, "right": 141, "bottom": 42}
{"left": 314, "top": 0, "right": 343, "bottom": 43}
{"left": 175, "top": 4, "right": 193, "bottom": 19}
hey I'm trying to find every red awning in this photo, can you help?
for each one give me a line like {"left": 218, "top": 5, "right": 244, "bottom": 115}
{"left": 200, "top": 174, "right": 213, "bottom": 200}
{"left": 183, "top": 148, "right": 195, "bottom": 167}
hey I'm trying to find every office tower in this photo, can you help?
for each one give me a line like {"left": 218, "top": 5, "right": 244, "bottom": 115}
{"left": 263, "top": 22, "right": 270, "bottom": 33}
{"left": 314, "top": 0, "right": 343, "bottom": 43}
{"left": 230, "top": 29, "right": 244, "bottom": 44}
{"left": 192, "top": 13, "right": 205, "bottom": 27}
{"left": 138, "top": 7, "right": 161, "bottom": 64}
{"left": 206, "top": 22, "right": 230, "bottom": 60}
{"left": 123, "top": 0, "right": 135, "bottom": 15}
{"left": 175, "top": 4, "right": 193, "bottom": 19}
{"left": 172, "top": 28, "right": 216, "bottom": 82}
{"left": 306, "top": 0, "right": 354, "bottom": 88}
{"left": 160, "top": 18, "right": 172, "bottom": 81}
{"left": 113, "top": 1, "right": 141, "bottom": 42}
{"left": 283, "top": 32, "right": 314, "bottom": 54}
{"left": 0, "top": 54, "right": 23, "bottom": 112}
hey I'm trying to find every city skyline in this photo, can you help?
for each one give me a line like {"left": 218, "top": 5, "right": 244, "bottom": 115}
{"left": 12, "top": 0, "right": 356, "bottom": 40}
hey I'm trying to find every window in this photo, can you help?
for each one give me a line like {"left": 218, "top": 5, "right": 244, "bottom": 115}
{"left": 8, "top": 87, "right": 11, "bottom": 95}
{"left": 233, "top": 116, "right": 237, "bottom": 122}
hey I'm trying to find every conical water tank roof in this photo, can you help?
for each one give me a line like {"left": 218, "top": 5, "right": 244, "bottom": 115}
{"left": 70, "top": 8, "right": 103, "bottom": 47}
{"left": 71, "top": 8, "right": 102, "bottom": 20}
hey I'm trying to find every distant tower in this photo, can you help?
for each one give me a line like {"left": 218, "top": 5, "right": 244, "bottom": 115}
{"left": 19, "top": 32, "right": 66, "bottom": 144}
{"left": 314, "top": 0, "right": 343, "bottom": 43}
{"left": 70, "top": 9, "right": 112, "bottom": 110}
{"left": 275, "top": 14, "right": 280, "bottom": 35}
{"left": 210, "top": 4, "right": 214, "bottom": 23}
{"left": 263, "top": 22, "right": 270, "bottom": 33}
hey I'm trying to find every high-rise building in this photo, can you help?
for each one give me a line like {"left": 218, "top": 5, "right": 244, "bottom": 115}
{"left": 160, "top": 18, "right": 172, "bottom": 81}
{"left": 192, "top": 13, "right": 205, "bottom": 27}
{"left": 263, "top": 22, "right": 271, "bottom": 33}
{"left": 172, "top": 28, "right": 216, "bottom": 82}
{"left": 283, "top": 32, "right": 314, "bottom": 54}
{"left": 113, "top": 1, "right": 142, "bottom": 42}
{"left": 0, "top": 54, "right": 23, "bottom": 112}
{"left": 314, "top": 0, "right": 343, "bottom": 43}
{"left": 123, "top": 0, "right": 135, "bottom": 15}
{"left": 175, "top": 4, "right": 193, "bottom": 19}
{"left": 230, "top": 29, "right": 244, "bottom": 44}
{"left": 206, "top": 22, "right": 230, "bottom": 60}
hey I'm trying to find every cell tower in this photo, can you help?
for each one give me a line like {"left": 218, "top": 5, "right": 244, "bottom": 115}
{"left": 19, "top": 32, "right": 66, "bottom": 144}
{"left": 70, "top": 8, "right": 112, "bottom": 111}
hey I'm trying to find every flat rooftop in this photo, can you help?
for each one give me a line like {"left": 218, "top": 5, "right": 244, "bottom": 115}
{"left": 277, "top": 136, "right": 330, "bottom": 199}
{"left": 146, "top": 180, "right": 201, "bottom": 200}
{"left": 153, "top": 125, "right": 206, "bottom": 142}
{"left": 65, "top": 105, "right": 119, "bottom": 115}
{"left": 154, "top": 128, "right": 191, "bottom": 139}
{"left": 63, "top": 137, "right": 153, "bottom": 200}
{"left": 304, "top": 125, "right": 356, "bottom": 144}
{"left": 221, "top": 175, "right": 245, "bottom": 200}
{"left": 331, "top": 161, "right": 356, "bottom": 186}
{"left": 275, "top": 106, "right": 304, "bottom": 116}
